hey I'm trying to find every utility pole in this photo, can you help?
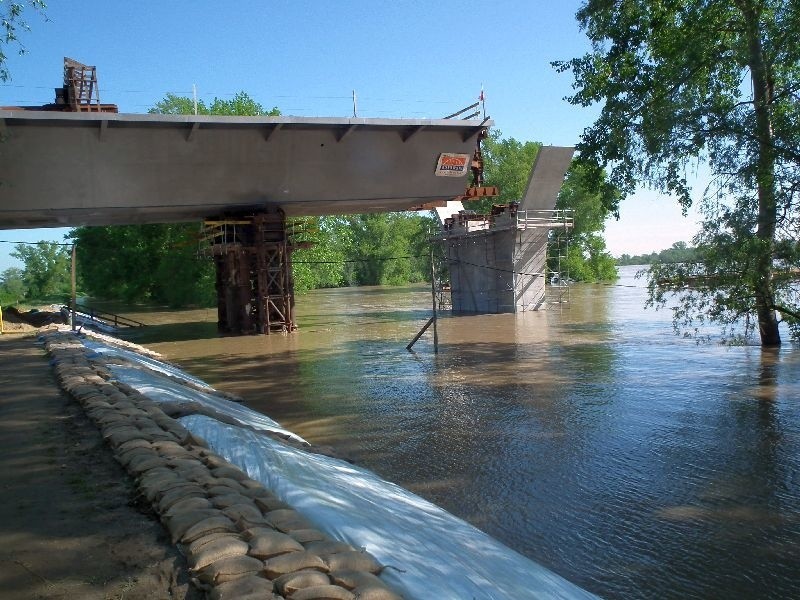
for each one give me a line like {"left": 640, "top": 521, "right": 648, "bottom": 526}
{"left": 193, "top": 84, "right": 198, "bottom": 115}
{"left": 71, "top": 242, "right": 77, "bottom": 331}
{"left": 352, "top": 90, "right": 358, "bottom": 118}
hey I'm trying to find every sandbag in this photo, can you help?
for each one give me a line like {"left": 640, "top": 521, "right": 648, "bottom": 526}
{"left": 273, "top": 570, "right": 332, "bottom": 596}
{"left": 184, "top": 531, "right": 243, "bottom": 557}
{"left": 212, "top": 465, "right": 249, "bottom": 481}
{"left": 105, "top": 426, "right": 147, "bottom": 448}
{"left": 289, "top": 585, "right": 355, "bottom": 600}
{"left": 263, "top": 551, "right": 328, "bottom": 578}
{"left": 187, "top": 535, "right": 250, "bottom": 571}
{"left": 208, "top": 575, "right": 278, "bottom": 600}
{"left": 321, "top": 551, "right": 382, "bottom": 575}
{"left": 304, "top": 541, "right": 356, "bottom": 556}
{"left": 200, "top": 452, "right": 230, "bottom": 469}
{"left": 127, "top": 454, "right": 167, "bottom": 476}
{"left": 329, "top": 571, "right": 385, "bottom": 590}
{"left": 207, "top": 482, "right": 246, "bottom": 496}
{"left": 291, "top": 529, "right": 329, "bottom": 544}
{"left": 222, "top": 503, "right": 263, "bottom": 523}
{"left": 350, "top": 584, "right": 403, "bottom": 600}
{"left": 247, "top": 530, "right": 304, "bottom": 559}
{"left": 254, "top": 495, "right": 291, "bottom": 513}
{"left": 180, "top": 515, "right": 237, "bottom": 544}
{"left": 210, "top": 494, "right": 251, "bottom": 509}
{"left": 195, "top": 554, "right": 264, "bottom": 585}
{"left": 157, "top": 484, "right": 207, "bottom": 513}
{"left": 329, "top": 571, "right": 403, "bottom": 599}
{"left": 215, "top": 476, "right": 250, "bottom": 490}
{"left": 163, "top": 496, "right": 213, "bottom": 517}
{"left": 264, "top": 509, "right": 314, "bottom": 532}
{"left": 164, "top": 509, "right": 222, "bottom": 544}
{"left": 241, "top": 526, "right": 280, "bottom": 541}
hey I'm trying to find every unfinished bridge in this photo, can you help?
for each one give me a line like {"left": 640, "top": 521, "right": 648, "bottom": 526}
{"left": 0, "top": 60, "right": 573, "bottom": 336}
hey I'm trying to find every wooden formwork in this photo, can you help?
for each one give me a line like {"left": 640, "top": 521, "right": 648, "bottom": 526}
{"left": 202, "top": 210, "right": 296, "bottom": 335}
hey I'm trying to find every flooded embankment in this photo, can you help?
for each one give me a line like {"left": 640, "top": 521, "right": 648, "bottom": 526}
{"left": 112, "top": 266, "right": 800, "bottom": 599}
{"left": 44, "top": 328, "right": 595, "bottom": 599}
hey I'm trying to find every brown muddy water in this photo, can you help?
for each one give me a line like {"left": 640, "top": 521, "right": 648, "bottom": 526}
{"left": 114, "top": 265, "right": 800, "bottom": 599}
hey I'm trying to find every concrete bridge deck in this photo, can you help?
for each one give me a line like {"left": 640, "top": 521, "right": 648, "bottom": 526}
{"left": 0, "top": 110, "right": 488, "bottom": 229}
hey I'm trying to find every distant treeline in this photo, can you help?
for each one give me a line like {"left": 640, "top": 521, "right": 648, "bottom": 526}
{"left": 616, "top": 241, "right": 697, "bottom": 266}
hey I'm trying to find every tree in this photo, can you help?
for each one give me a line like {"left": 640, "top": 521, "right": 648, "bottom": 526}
{"left": 70, "top": 223, "right": 215, "bottom": 306}
{"left": 290, "top": 217, "right": 352, "bottom": 292}
{"left": 0, "top": 1, "right": 46, "bottom": 82}
{"left": 617, "top": 242, "right": 699, "bottom": 266}
{"left": 0, "top": 267, "right": 27, "bottom": 304}
{"left": 471, "top": 130, "right": 617, "bottom": 281}
{"left": 465, "top": 130, "right": 541, "bottom": 213}
{"left": 10, "top": 241, "right": 71, "bottom": 300}
{"left": 148, "top": 91, "right": 280, "bottom": 117}
{"left": 555, "top": 161, "right": 618, "bottom": 281}
{"left": 73, "top": 92, "right": 279, "bottom": 306}
{"left": 342, "top": 213, "right": 434, "bottom": 286}
{"left": 554, "top": 0, "right": 800, "bottom": 345}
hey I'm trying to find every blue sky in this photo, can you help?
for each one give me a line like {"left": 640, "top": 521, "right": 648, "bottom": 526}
{"left": 0, "top": 0, "right": 701, "bottom": 271}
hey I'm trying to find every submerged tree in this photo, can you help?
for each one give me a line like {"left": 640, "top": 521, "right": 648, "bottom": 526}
{"left": 554, "top": 0, "right": 800, "bottom": 345}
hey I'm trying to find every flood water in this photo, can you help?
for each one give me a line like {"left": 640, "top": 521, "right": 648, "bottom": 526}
{"left": 119, "top": 266, "right": 800, "bottom": 599}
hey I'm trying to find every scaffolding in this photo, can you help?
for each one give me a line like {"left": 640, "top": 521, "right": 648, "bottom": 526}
{"left": 63, "top": 57, "right": 101, "bottom": 112}
{"left": 543, "top": 209, "right": 573, "bottom": 306}
{"left": 437, "top": 205, "right": 573, "bottom": 313}
{"left": 200, "top": 210, "right": 296, "bottom": 335}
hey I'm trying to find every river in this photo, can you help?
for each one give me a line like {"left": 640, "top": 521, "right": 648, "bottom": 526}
{"left": 118, "top": 265, "right": 800, "bottom": 599}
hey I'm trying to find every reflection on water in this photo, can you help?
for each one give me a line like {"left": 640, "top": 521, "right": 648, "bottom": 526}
{"left": 119, "top": 266, "right": 800, "bottom": 599}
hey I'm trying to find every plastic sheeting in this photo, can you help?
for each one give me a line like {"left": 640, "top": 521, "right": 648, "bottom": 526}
{"left": 181, "top": 414, "right": 599, "bottom": 600}
{"left": 106, "top": 364, "right": 308, "bottom": 445}
{"left": 82, "top": 338, "right": 213, "bottom": 390}
{"left": 79, "top": 335, "right": 306, "bottom": 445}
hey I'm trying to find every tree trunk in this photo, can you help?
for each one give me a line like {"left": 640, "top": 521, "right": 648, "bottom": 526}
{"left": 739, "top": 0, "right": 781, "bottom": 346}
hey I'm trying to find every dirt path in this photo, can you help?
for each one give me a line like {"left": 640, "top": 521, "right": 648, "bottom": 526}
{"left": 0, "top": 333, "right": 201, "bottom": 600}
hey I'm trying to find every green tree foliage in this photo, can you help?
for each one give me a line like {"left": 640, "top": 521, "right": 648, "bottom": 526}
{"left": 0, "top": 267, "right": 28, "bottom": 304}
{"left": 471, "top": 130, "right": 617, "bottom": 282}
{"left": 291, "top": 217, "right": 352, "bottom": 292}
{"left": 342, "top": 213, "right": 434, "bottom": 286}
{"left": 148, "top": 91, "right": 280, "bottom": 117}
{"left": 618, "top": 242, "right": 699, "bottom": 266}
{"left": 554, "top": 0, "right": 800, "bottom": 345}
{"left": 554, "top": 162, "right": 618, "bottom": 281}
{"left": 0, "top": 1, "right": 46, "bottom": 82}
{"left": 465, "top": 130, "right": 541, "bottom": 213}
{"left": 291, "top": 213, "right": 434, "bottom": 291}
{"left": 72, "top": 92, "right": 278, "bottom": 306}
{"left": 8, "top": 241, "right": 71, "bottom": 300}
{"left": 71, "top": 223, "right": 215, "bottom": 307}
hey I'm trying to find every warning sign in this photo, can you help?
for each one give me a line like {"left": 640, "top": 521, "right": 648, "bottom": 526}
{"left": 435, "top": 153, "right": 471, "bottom": 177}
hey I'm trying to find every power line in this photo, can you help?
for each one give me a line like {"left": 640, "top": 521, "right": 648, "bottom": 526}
{"left": 294, "top": 255, "right": 424, "bottom": 265}
{"left": 0, "top": 239, "right": 72, "bottom": 246}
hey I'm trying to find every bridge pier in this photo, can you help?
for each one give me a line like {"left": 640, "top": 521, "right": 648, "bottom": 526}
{"left": 202, "top": 209, "right": 296, "bottom": 335}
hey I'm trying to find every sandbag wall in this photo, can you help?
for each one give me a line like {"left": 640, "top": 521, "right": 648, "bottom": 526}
{"left": 42, "top": 330, "right": 402, "bottom": 600}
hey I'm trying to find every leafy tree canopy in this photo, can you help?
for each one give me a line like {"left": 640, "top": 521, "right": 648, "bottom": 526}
{"left": 0, "top": 267, "right": 28, "bottom": 304}
{"left": 618, "top": 242, "right": 699, "bottom": 266}
{"left": 0, "top": 1, "right": 46, "bottom": 82}
{"left": 468, "top": 130, "right": 617, "bottom": 282}
{"left": 8, "top": 241, "right": 71, "bottom": 300}
{"left": 554, "top": 0, "right": 800, "bottom": 344}
{"left": 148, "top": 91, "right": 279, "bottom": 117}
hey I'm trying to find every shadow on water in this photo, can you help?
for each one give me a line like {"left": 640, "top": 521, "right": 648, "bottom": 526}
{"left": 122, "top": 321, "right": 220, "bottom": 344}
{"left": 116, "top": 270, "right": 800, "bottom": 600}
